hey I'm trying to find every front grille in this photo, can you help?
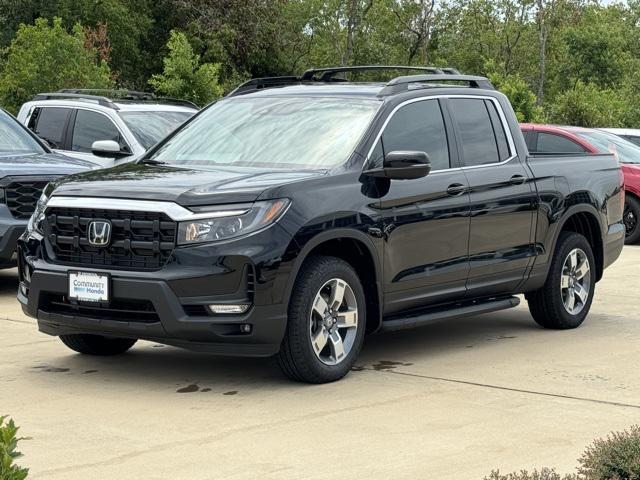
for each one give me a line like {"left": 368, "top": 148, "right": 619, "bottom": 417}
{"left": 44, "top": 207, "right": 177, "bottom": 270}
{"left": 42, "top": 294, "right": 159, "bottom": 323}
{"left": 5, "top": 180, "right": 50, "bottom": 219}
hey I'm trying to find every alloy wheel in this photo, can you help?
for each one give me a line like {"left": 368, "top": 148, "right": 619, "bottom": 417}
{"left": 309, "top": 278, "right": 358, "bottom": 366}
{"left": 560, "top": 248, "right": 591, "bottom": 315}
{"left": 624, "top": 202, "right": 637, "bottom": 238}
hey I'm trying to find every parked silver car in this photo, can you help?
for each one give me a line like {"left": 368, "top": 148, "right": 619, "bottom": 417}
{"left": 17, "top": 90, "right": 198, "bottom": 167}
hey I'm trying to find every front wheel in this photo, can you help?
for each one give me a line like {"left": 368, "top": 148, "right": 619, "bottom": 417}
{"left": 624, "top": 195, "right": 640, "bottom": 245}
{"left": 526, "top": 232, "right": 596, "bottom": 329}
{"left": 277, "top": 256, "right": 366, "bottom": 383}
{"left": 59, "top": 334, "right": 137, "bottom": 356}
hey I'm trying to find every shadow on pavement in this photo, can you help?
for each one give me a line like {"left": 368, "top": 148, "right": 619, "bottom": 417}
{"left": 28, "top": 306, "right": 544, "bottom": 391}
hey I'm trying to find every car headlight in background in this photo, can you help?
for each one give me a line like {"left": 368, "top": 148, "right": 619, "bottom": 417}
{"left": 177, "top": 199, "right": 290, "bottom": 245}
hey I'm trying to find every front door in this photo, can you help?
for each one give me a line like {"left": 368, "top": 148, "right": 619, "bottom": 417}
{"left": 369, "top": 98, "right": 471, "bottom": 315}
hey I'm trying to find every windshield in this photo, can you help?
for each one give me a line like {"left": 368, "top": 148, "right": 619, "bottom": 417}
{"left": 119, "top": 110, "right": 194, "bottom": 150}
{"left": 0, "top": 109, "right": 45, "bottom": 156}
{"left": 575, "top": 130, "right": 640, "bottom": 164}
{"left": 150, "top": 97, "right": 380, "bottom": 170}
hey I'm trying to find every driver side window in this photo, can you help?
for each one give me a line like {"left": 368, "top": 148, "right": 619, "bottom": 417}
{"left": 370, "top": 99, "right": 450, "bottom": 171}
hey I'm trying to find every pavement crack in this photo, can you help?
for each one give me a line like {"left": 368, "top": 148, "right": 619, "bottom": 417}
{"left": 363, "top": 367, "right": 640, "bottom": 410}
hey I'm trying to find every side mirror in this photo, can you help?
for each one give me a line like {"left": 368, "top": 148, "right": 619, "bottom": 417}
{"left": 91, "top": 140, "right": 131, "bottom": 158}
{"left": 364, "top": 151, "right": 431, "bottom": 180}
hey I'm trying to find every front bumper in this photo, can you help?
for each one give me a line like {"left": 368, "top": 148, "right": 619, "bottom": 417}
{"left": 18, "top": 225, "right": 294, "bottom": 357}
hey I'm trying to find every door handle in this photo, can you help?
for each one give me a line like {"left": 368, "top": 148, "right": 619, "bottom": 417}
{"left": 510, "top": 175, "right": 526, "bottom": 185}
{"left": 446, "top": 183, "right": 467, "bottom": 196}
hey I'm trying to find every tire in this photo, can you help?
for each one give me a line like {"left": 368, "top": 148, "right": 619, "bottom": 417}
{"left": 59, "top": 334, "right": 137, "bottom": 356}
{"left": 277, "top": 255, "right": 366, "bottom": 383}
{"left": 624, "top": 195, "right": 640, "bottom": 245}
{"left": 526, "top": 232, "right": 596, "bottom": 329}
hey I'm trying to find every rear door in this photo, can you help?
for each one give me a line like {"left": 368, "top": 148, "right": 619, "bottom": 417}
{"left": 372, "top": 98, "right": 471, "bottom": 314}
{"left": 446, "top": 96, "right": 536, "bottom": 297}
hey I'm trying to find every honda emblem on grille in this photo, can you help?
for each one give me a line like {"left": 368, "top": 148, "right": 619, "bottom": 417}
{"left": 88, "top": 221, "right": 112, "bottom": 247}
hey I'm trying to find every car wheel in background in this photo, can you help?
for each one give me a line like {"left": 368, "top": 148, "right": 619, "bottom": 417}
{"left": 59, "top": 334, "right": 137, "bottom": 355}
{"left": 624, "top": 196, "right": 640, "bottom": 245}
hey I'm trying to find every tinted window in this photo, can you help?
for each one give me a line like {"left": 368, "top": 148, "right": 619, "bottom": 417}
{"left": 486, "top": 100, "right": 510, "bottom": 161}
{"left": 536, "top": 133, "right": 586, "bottom": 153}
{"left": 72, "top": 110, "right": 125, "bottom": 153}
{"left": 621, "top": 135, "right": 640, "bottom": 147}
{"left": 378, "top": 100, "right": 450, "bottom": 170}
{"left": 449, "top": 99, "right": 500, "bottom": 166}
{"left": 32, "top": 107, "right": 70, "bottom": 148}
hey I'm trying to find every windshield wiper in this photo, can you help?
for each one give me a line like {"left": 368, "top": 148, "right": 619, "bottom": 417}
{"left": 138, "top": 158, "right": 169, "bottom": 166}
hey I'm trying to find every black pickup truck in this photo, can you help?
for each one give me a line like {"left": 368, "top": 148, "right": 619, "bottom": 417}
{"left": 18, "top": 66, "right": 625, "bottom": 383}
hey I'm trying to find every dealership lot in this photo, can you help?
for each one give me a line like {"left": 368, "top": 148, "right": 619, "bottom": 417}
{"left": 1, "top": 246, "right": 638, "bottom": 479}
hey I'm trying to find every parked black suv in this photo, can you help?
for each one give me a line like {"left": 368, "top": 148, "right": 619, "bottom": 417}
{"left": 18, "top": 66, "right": 625, "bottom": 383}
{"left": 0, "top": 108, "right": 93, "bottom": 269}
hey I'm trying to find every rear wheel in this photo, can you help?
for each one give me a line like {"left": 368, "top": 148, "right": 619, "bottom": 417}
{"left": 624, "top": 195, "right": 640, "bottom": 245}
{"left": 59, "top": 334, "right": 137, "bottom": 356}
{"left": 526, "top": 232, "right": 596, "bottom": 329}
{"left": 277, "top": 256, "right": 366, "bottom": 383}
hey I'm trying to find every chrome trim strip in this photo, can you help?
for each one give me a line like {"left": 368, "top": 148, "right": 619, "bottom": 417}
{"left": 364, "top": 94, "right": 518, "bottom": 173}
{"left": 45, "top": 196, "right": 249, "bottom": 221}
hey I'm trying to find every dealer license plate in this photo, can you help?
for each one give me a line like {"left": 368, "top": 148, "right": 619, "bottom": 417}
{"left": 68, "top": 272, "right": 109, "bottom": 303}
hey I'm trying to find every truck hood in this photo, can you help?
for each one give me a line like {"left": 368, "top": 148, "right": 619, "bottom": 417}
{"left": 50, "top": 162, "right": 328, "bottom": 205}
{"left": 0, "top": 152, "right": 96, "bottom": 177}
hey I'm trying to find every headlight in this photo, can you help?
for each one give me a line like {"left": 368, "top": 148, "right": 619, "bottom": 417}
{"left": 178, "top": 199, "right": 290, "bottom": 245}
{"left": 27, "top": 190, "right": 50, "bottom": 234}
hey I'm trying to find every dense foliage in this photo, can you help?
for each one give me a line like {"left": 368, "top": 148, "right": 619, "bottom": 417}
{"left": 1, "top": 0, "right": 640, "bottom": 125}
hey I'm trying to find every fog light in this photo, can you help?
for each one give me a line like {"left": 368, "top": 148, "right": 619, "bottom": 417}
{"left": 207, "top": 304, "right": 250, "bottom": 314}
{"left": 240, "top": 324, "right": 252, "bottom": 333}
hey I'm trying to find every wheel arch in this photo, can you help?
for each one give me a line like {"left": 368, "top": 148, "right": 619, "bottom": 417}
{"left": 552, "top": 205, "right": 605, "bottom": 282}
{"left": 282, "top": 229, "right": 383, "bottom": 334}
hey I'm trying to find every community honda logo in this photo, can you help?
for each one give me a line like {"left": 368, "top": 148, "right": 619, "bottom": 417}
{"left": 87, "top": 221, "right": 112, "bottom": 247}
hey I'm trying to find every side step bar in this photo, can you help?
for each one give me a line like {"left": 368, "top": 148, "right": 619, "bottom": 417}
{"left": 381, "top": 296, "right": 520, "bottom": 332}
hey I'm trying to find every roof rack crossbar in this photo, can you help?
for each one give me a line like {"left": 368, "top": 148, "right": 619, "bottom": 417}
{"left": 300, "top": 65, "right": 452, "bottom": 82}
{"left": 226, "top": 66, "right": 475, "bottom": 98}
{"left": 379, "top": 74, "right": 494, "bottom": 96}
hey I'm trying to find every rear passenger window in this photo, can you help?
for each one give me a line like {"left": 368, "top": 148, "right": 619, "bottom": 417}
{"left": 449, "top": 98, "right": 501, "bottom": 167}
{"left": 536, "top": 133, "right": 587, "bottom": 153}
{"left": 486, "top": 100, "right": 511, "bottom": 161}
{"left": 31, "top": 107, "right": 70, "bottom": 149}
{"left": 72, "top": 110, "right": 125, "bottom": 153}
{"left": 378, "top": 99, "right": 450, "bottom": 171}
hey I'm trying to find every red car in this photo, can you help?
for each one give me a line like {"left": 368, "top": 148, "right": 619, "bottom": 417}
{"left": 522, "top": 124, "right": 640, "bottom": 244}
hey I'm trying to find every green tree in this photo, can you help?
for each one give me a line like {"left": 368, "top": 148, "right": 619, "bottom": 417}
{"left": 149, "top": 30, "right": 223, "bottom": 106}
{"left": 487, "top": 66, "right": 544, "bottom": 122}
{"left": 0, "top": 17, "right": 113, "bottom": 114}
{"left": 547, "top": 81, "right": 629, "bottom": 127}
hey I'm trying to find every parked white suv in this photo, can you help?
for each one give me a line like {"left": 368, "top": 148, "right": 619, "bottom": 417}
{"left": 17, "top": 90, "right": 198, "bottom": 167}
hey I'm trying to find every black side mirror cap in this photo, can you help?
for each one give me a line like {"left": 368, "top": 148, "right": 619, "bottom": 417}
{"left": 364, "top": 150, "right": 431, "bottom": 180}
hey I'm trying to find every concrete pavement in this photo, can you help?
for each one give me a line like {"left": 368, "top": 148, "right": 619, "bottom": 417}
{"left": 1, "top": 246, "right": 639, "bottom": 479}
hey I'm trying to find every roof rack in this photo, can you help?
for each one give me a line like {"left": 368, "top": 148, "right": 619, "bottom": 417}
{"left": 299, "top": 65, "right": 459, "bottom": 82}
{"left": 226, "top": 65, "right": 491, "bottom": 98}
{"left": 32, "top": 89, "right": 199, "bottom": 109}
{"left": 378, "top": 74, "right": 494, "bottom": 96}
